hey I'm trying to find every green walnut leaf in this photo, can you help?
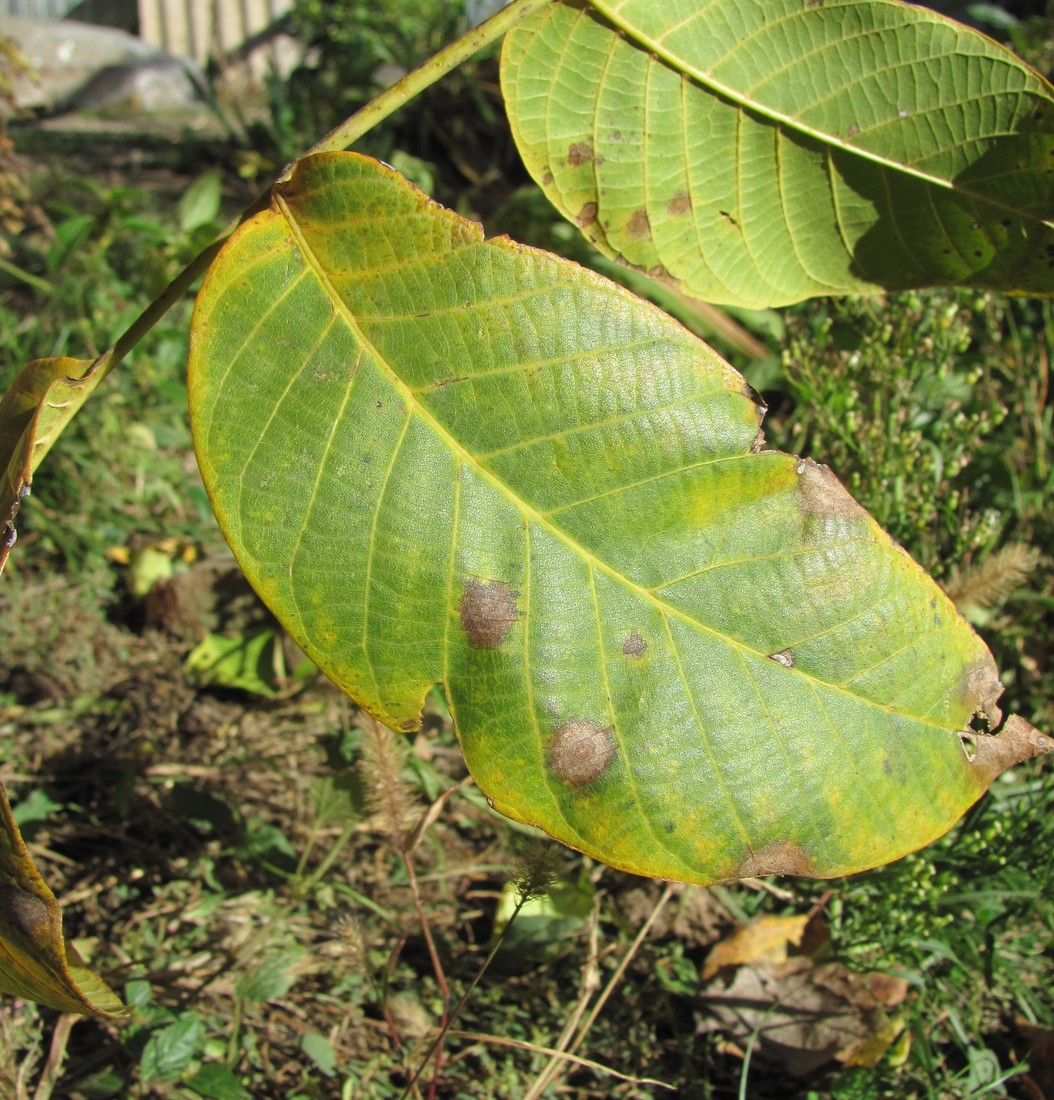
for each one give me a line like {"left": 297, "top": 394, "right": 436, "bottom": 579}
{"left": 501, "top": 0, "right": 1054, "bottom": 307}
{"left": 188, "top": 153, "right": 1049, "bottom": 884}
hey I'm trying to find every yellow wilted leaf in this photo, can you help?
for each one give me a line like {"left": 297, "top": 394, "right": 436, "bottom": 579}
{"left": 0, "top": 784, "right": 126, "bottom": 1017}
{"left": 701, "top": 914, "right": 813, "bottom": 981}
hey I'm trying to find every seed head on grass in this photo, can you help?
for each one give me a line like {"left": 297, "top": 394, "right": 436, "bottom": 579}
{"left": 359, "top": 714, "right": 417, "bottom": 845}
{"left": 330, "top": 911, "right": 367, "bottom": 969}
{"left": 508, "top": 839, "right": 562, "bottom": 905}
{"left": 942, "top": 543, "right": 1044, "bottom": 615}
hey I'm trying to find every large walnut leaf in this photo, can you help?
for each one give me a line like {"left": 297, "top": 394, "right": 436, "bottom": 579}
{"left": 501, "top": 0, "right": 1054, "bottom": 307}
{"left": 188, "top": 153, "right": 1049, "bottom": 884}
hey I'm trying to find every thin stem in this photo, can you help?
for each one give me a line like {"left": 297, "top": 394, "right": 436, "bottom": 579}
{"left": 569, "top": 882, "right": 675, "bottom": 1056}
{"left": 31, "top": 1014, "right": 77, "bottom": 1100}
{"left": 99, "top": 189, "right": 271, "bottom": 387}
{"left": 448, "top": 1031, "right": 677, "bottom": 1091}
{"left": 49, "top": 0, "right": 551, "bottom": 428}
{"left": 402, "top": 853, "right": 449, "bottom": 1100}
{"left": 294, "top": 824, "right": 320, "bottom": 881}
{"left": 301, "top": 0, "right": 553, "bottom": 163}
{"left": 523, "top": 895, "right": 603, "bottom": 1100}
{"left": 305, "top": 819, "right": 358, "bottom": 886}
{"left": 528, "top": 883, "right": 676, "bottom": 1098}
{"left": 400, "top": 892, "right": 532, "bottom": 1100}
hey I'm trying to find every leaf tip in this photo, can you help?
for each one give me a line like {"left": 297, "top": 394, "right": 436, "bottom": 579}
{"left": 962, "top": 714, "right": 1052, "bottom": 783}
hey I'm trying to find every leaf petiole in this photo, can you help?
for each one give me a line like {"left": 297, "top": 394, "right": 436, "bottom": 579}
{"left": 299, "top": 0, "right": 555, "bottom": 164}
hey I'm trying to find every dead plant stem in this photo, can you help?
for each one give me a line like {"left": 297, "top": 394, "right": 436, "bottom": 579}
{"left": 401, "top": 892, "right": 532, "bottom": 1100}
{"left": 527, "top": 882, "right": 676, "bottom": 1098}
{"left": 31, "top": 1015, "right": 76, "bottom": 1100}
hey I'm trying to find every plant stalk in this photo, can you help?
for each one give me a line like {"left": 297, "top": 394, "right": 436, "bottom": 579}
{"left": 400, "top": 892, "right": 532, "bottom": 1100}
{"left": 77, "top": 0, "right": 553, "bottom": 418}
{"left": 301, "top": 0, "right": 553, "bottom": 162}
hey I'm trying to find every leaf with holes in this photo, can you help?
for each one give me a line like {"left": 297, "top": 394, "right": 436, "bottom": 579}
{"left": 188, "top": 153, "right": 1050, "bottom": 884}
{"left": 501, "top": 0, "right": 1054, "bottom": 308}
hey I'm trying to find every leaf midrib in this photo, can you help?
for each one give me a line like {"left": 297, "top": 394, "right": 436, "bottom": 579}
{"left": 585, "top": 0, "right": 1053, "bottom": 228}
{"left": 275, "top": 188, "right": 963, "bottom": 736}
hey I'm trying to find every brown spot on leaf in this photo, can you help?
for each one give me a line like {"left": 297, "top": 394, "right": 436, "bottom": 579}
{"left": 847, "top": 122, "right": 861, "bottom": 138}
{"left": 733, "top": 841, "right": 816, "bottom": 879}
{"left": 0, "top": 884, "right": 51, "bottom": 943}
{"left": 400, "top": 718, "right": 417, "bottom": 732}
{"left": 796, "top": 459, "right": 865, "bottom": 519}
{"left": 627, "top": 208, "right": 651, "bottom": 238}
{"left": 568, "top": 140, "right": 594, "bottom": 166}
{"left": 768, "top": 649, "right": 795, "bottom": 668}
{"left": 548, "top": 719, "right": 616, "bottom": 787}
{"left": 668, "top": 191, "right": 692, "bottom": 216}
{"left": 622, "top": 631, "right": 647, "bottom": 658}
{"left": 742, "top": 377, "right": 766, "bottom": 409}
{"left": 459, "top": 578, "right": 518, "bottom": 649}
{"left": 576, "top": 202, "right": 598, "bottom": 228}
{"left": 542, "top": 171, "right": 554, "bottom": 186}
{"left": 960, "top": 655, "right": 1003, "bottom": 727}
{"left": 963, "top": 714, "right": 1052, "bottom": 784}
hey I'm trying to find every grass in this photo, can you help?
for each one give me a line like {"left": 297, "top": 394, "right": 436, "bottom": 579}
{"left": 2, "top": 8, "right": 1053, "bottom": 1097}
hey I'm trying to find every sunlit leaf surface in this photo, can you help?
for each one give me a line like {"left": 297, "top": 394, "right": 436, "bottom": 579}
{"left": 501, "top": 0, "right": 1054, "bottom": 307}
{"left": 188, "top": 153, "right": 1049, "bottom": 884}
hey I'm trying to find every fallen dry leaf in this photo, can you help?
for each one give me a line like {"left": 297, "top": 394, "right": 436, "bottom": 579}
{"left": 1017, "top": 1020, "right": 1054, "bottom": 1100}
{"left": 698, "top": 915, "right": 908, "bottom": 1076}
{"left": 701, "top": 914, "right": 812, "bottom": 981}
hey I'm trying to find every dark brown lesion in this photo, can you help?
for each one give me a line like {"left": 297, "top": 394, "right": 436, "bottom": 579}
{"left": 458, "top": 577, "right": 519, "bottom": 649}
{"left": 622, "top": 631, "right": 647, "bottom": 658}
{"left": 567, "top": 140, "right": 594, "bottom": 167}
{"left": 576, "top": 202, "right": 599, "bottom": 228}
{"left": 627, "top": 208, "right": 651, "bottom": 238}
{"left": 0, "top": 883, "right": 52, "bottom": 943}
{"left": 731, "top": 840, "right": 816, "bottom": 879}
{"left": 667, "top": 191, "right": 692, "bottom": 216}
{"left": 548, "top": 719, "right": 617, "bottom": 786}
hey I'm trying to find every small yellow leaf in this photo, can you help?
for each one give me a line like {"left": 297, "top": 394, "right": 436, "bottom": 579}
{"left": 0, "top": 353, "right": 112, "bottom": 574}
{"left": 701, "top": 914, "right": 811, "bottom": 980}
